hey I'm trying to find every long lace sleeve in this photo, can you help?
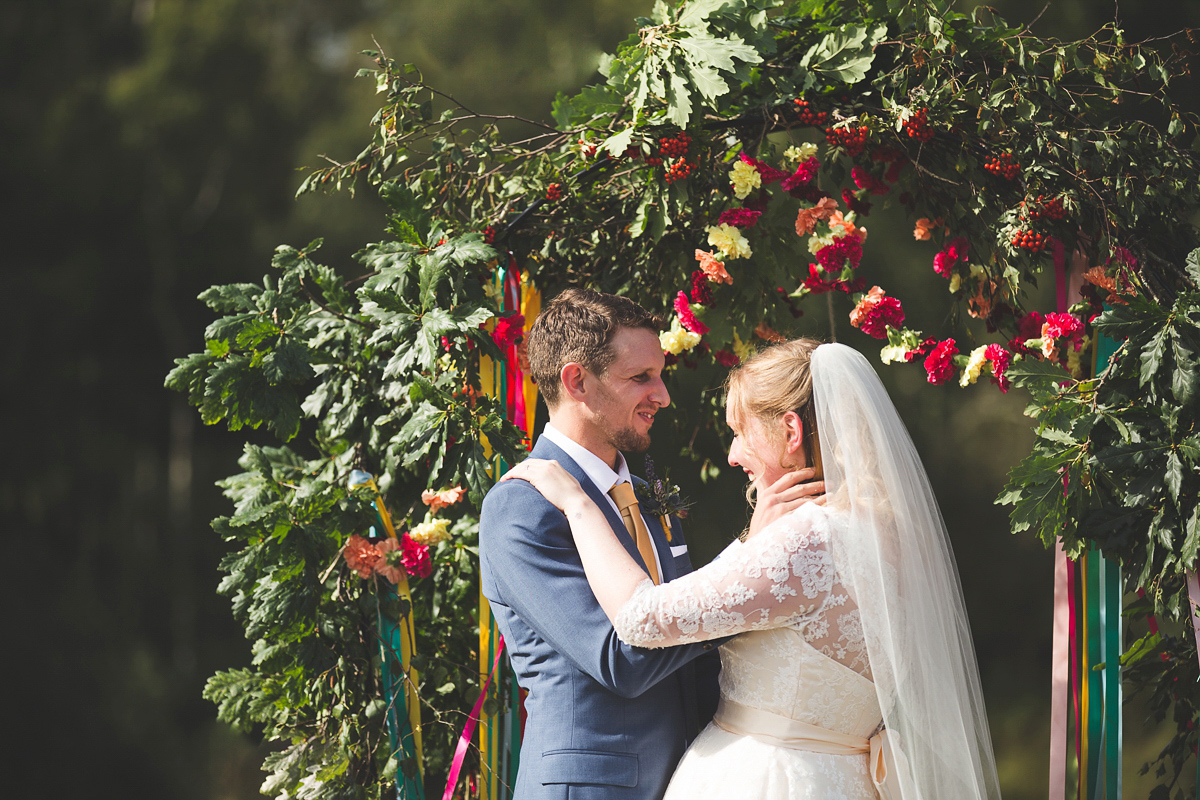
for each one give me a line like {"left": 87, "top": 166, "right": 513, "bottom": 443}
{"left": 613, "top": 503, "right": 866, "bottom": 672}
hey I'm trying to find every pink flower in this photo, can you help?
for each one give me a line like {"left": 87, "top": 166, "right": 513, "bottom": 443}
{"left": 923, "top": 339, "right": 959, "bottom": 385}
{"left": 421, "top": 485, "right": 466, "bottom": 512}
{"left": 374, "top": 538, "right": 406, "bottom": 583}
{"left": 738, "top": 151, "right": 788, "bottom": 184}
{"left": 399, "top": 533, "right": 432, "bottom": 579}
{"left": 717, "top": 208, "right": 762, "bottom": 228}
{"left": 492, "top": 313, "right": 525, "bottom": 350}
{"left": 932, "top": 237, "right": 968, "bottom": 278}
{"left": 695, "top": 250, "right": 732, "bottom": 284}
{"left": 674, "top": 291, "right": 709, "bottom": 335}
{"left": 781, "top": 157, "right": 819, "bottom": 191}
{"left": 1042, "top": 312, "right": 1083, "bottom": 343}
{"left": 795, "top": 197, "right": 839, "bottom": 235}
{"left": 849, "top": 286, "right": 905, "bottom": 339}
{"left": 984, "top": 344, "right": 1012, "bottom": 393}
{"left": 343, "top": 535, "right": 382, "bottom": 579}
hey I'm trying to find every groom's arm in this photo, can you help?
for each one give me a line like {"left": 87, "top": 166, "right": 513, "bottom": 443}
{"left": 481, "top": 478, "right": 715, "bottom": 699}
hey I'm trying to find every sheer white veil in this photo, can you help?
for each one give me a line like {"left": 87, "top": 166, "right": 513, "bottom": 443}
{"left": 811, "top": 343, "right": 1002, "bottom": 800}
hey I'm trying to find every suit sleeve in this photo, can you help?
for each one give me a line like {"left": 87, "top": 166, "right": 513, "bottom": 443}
{"left": 480, "top": 478, "right": 716, "bottom": 699}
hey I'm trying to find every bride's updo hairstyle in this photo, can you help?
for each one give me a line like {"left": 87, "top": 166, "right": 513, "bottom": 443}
{"left": 725, "top": 337, "right": 824, "bottom": 481}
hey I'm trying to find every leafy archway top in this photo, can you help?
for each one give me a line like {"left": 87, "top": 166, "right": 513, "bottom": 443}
{"left": 167, "top": 1, "right": 1200, "bottom": 797}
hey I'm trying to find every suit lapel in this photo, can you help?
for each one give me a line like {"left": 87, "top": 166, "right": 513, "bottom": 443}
{"left": 529, "top": 438, "right": 648, "bottom": 571}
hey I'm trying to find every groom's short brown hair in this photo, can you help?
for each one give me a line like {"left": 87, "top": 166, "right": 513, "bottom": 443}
{"left": 526, "top": 288, "right": 663, "bottom": 408}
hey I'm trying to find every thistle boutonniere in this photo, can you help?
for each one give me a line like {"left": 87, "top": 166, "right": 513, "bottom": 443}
{"left": 636, "top": 456, "right": 692, "bottom": 543}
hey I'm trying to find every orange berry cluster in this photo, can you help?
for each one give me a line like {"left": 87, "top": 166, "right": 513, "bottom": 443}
{"left": 664, "top": 157, "right": 694, "bottom": 183}
{"left": 825, "top": 124, "right": 870, "bottom": 157}
{"left": 902, "top": 109, "right": 934, "bottom": 142}
{"left": 546, "top": 183, "right": 563, "bottom": 202}
{"left": 1024, "top": 194, "right": 1067, "bottom": 223}
{"left": 984, "top": 153, "right": 1020, "bottom": 180}
{"left": 1012, "top": 229, "right": 1048, "bottom": 253}
{"left": 792, "top": 98, "right": 828, "bottom": 127}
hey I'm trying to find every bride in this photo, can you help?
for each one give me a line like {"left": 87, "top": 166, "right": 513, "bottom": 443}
{"left": 503, "top": 339, "right": 1002, "bottom": 800}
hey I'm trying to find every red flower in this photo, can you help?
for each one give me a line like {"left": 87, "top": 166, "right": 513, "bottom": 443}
{"left": 1009, "top": 311, "right": 1046, "bottom": 356}
{"left": 714, "top": 349, "right": 740, "bottom": 367}
{"left": 674, "top": 291, "right": 709, "bottom": 335}
{"left": 738, "top": 152, "right": 788, "bottom": 184}
{"left": 1042, "top": 312, "right": 1083, "bottom": 344}
{"left": 841, "top": 188, "right": 872, "bottom": 216}
{"left": 400, "top": 533, "right": 432, "bottom": 579}
{"left": 492, "top": 313, "right": 525, "bottom": 350}
{"left": 851, "top": 166, "right": 890, "bottom": 196}
{"left": 849, "top": 287, "right": 905, "bottom": 339}
{"left": 780, "top": 157, "right": 819, "bottom": 191}
{"left": 904, "top": 338, "right": 938, "bottom": 363}
{"left": 984, "top": 344, "right": 1012, "bottom": 393}
{"left": 717, "top": 208, "right": 763, "bottom": 228}
{"left": 815, "top": 235, "right": 864, "bottom": 272}
{"left": 923, "top": 339, "right": 959, "bottom": 385}
{"left": 689, "top": 270, "right": 713, "bottom": 306}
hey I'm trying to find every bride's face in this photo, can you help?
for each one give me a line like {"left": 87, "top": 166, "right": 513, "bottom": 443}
{"left": 726, "top": 408, "right": 795, "bottom": 487}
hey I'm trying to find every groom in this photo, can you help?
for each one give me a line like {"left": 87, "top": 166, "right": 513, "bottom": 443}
{"left": 479, "top": 288, "right": 720, "bottom": 800}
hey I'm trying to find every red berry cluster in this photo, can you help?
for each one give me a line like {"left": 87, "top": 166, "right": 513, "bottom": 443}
{"left": 646, "top": 131, "right": 691, "bottom": 167}
{"left": 482, "top": 225, "right": 497, "bottom": 244}
{"left": 984, "top": 153, "right": 1020, "bottom": 180}
{"left": 1012, "top": 229, "right": 1048, "bottom": 253}
{"left": 825, "top": 124, "right": 870, "bottom": 157}
{"left": 902, "top": 109, "right": 934, "bottom": 142}
{"left": 664, "top": 157, "right": 694, "bottom": 183}
{"left": 1024, "top": 194, "right": 1067, "bottom": 223}
{"left": 546, "top": 183, "right": 563, "bottom": 202}
{"left": 792, "top": 98, "right": 828, "bottom": 127}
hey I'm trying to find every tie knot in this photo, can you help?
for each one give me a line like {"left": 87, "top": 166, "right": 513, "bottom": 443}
{"left": 608, "top": 480, "right": 637, "bottom": 511}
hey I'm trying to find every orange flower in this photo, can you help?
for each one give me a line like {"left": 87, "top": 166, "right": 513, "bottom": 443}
{"left": 967, "top": 278, "right": 1003, "bottom": 320}
{"left": 913, "top": 217, "right": 936, "bottom": 241}
{"left": 695, "top": 250, "right": 732, "bottom": 284}
{"left": 422, "top": 485, "right": 466, "bottom": 512}
{"left": 343, "top": 535, "right": 381, "bottom": 579}
{"left": 849, "top": 286, "right": 886, "bottom": 328}
{"left": 1082, "top": 265, "right": 1127, "bottom": 304}
{"left": 828, "top": 210, "right": 867, "bottom": 242}
{"left": 754, "top": 321, "right": 784, "bottom": 343}
{"left": 374, "top": 538, "right": 405, "bottom": 584}
{"left": 794, "top": 197, "right": 838, "bottom": 236}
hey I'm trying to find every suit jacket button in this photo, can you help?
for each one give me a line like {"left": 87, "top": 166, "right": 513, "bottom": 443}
{"left": 702, "top": 643, "right": 713, "bottom": 650}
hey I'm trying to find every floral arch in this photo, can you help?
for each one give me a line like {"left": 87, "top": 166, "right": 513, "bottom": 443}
{"left": 168, "top": 1, "right": 1200, "bottom": 798}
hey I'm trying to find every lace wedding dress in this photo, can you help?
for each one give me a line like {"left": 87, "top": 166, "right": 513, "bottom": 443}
{"left": 615, "top": 501, "right": 884, "bottom": 799}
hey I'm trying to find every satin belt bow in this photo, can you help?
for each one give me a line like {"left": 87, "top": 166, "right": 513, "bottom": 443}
{"left": 713, "top": 698, "right": 917, "bottom": 800}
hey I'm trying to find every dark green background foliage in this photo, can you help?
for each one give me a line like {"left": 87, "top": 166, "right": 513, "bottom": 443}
{"left": 4, "top": 1, "right": 1198, "bottom": 798}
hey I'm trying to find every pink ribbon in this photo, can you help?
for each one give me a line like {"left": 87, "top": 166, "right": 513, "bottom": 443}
{"left": 1048, "top": 538, "right": 1070, "bottom": 800}
{"left": 442, "top": 636, "right": 505, "bottom": 800}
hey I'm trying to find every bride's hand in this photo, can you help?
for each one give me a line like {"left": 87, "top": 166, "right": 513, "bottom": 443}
{"left": 500, "top": 458, "right": 588, "bottom": 512}
{"left": 746, "top": 468, "right": 825, "bottom": 539}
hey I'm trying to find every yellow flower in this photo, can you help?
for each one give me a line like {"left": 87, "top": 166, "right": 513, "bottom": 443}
{"left": 959, "top": 346, "right": 989, "bottom": 387}
{"left": 731, "top": 330, "right": 754, "bottom": 362}
{"left": 948, "top": 273, "right": 963, "bottom": 293}
{"left": 784, "top": 142, "right": 818, "bottom": 163}
{"left": 707, "top": 223, "right": 753, "bottom": 260}
{"left": 729, "top": 160, "right": 762, "bottom": 199}
{"left": 410, "top": 517, "right": 452, "bottom": 546}
{"left": 660, "top": 321, "right": 702, "bottom": 355}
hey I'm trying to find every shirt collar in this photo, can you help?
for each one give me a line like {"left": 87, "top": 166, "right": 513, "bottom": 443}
{"left": 542, "top": 422, "right": 631, "bottom": 493}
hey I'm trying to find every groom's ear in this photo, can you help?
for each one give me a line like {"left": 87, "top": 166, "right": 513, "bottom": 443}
{"left": 560, "top": 362, "right": 587, "bottom": 402}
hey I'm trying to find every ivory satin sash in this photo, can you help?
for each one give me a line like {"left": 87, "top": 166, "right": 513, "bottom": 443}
{"left": 713, "top": 698, "right": 916, "bottom": 800}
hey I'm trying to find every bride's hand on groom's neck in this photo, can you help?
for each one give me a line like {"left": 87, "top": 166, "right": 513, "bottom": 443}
{"left": 746, "top": 468, "right": 825, "bottom": 539}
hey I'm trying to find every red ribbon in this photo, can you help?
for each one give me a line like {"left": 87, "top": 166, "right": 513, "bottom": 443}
{"left": 443, "top": 636, "right": 506, "bottom": 800}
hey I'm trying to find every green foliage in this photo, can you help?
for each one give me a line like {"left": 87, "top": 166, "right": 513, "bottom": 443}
{"left": 170, "top": 0, "right": 1200, "bottom": 795}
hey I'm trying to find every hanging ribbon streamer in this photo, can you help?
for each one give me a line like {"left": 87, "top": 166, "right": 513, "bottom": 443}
{"left": 442, "top": 637, "right": 506, "bottom": 800}
{"left": 472, "top": 254, "right": 540, "bottom": 800}
{"left": 349, "top": 470, "right": 425, "bottom": 800}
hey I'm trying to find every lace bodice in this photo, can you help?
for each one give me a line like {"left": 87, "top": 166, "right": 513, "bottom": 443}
{"left": 614, "top": 503, "right": 881, "bottom": 736}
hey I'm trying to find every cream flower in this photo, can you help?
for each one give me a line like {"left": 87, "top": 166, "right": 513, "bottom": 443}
{"left": 660, "top": 323, "right": 702, "bottom": 356}
{"left": 959, "top": 345, "right": 989, "bottom": 387}
{"left": 807, "top": 233, "right": 834, "bottom": 255}
{"left": 707, "top": 223, "right": 753, "bottom": 260}
{"left": 729, "top": 160, "right": 762, "bottom": 199}
{"left": 880, "top": 343, "right": 909, "bottom": 365}
{"left": 784, "top": 142, "right": 819, "bottom": 163}
{"left": 948, "top": 273, "right": 963, "bottom": 293}
{"left": 410, "top": 517, "right": 452, "bottom": 546}
{"left": 731, "top": 330, "right": 754, "bottom": 362}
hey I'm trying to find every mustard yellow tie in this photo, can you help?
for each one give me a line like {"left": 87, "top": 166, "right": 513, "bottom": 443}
{"left": 608, "top": 481, "right": 660, "bottom": 585}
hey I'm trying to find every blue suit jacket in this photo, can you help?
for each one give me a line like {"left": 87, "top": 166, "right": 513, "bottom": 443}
{"left": 479, "top": 437, "right": 720, "bottom": 800}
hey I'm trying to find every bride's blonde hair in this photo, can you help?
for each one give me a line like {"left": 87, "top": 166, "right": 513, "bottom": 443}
{"left": 724, "top": 337, "right": 824, "bottom": 481}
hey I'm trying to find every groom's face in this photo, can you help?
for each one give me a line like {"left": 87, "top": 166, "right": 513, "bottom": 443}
{"left": 584, "top": 326, "right": 670, "bottom": 454}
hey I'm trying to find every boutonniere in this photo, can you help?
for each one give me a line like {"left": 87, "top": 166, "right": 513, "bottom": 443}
{"left": 636, "top": 456, "right": 692, "bottom": 542}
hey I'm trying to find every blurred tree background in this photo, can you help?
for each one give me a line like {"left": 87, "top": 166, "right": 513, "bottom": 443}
{"left": 2, "top": 1, "right": 1194, "bottom": 798}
